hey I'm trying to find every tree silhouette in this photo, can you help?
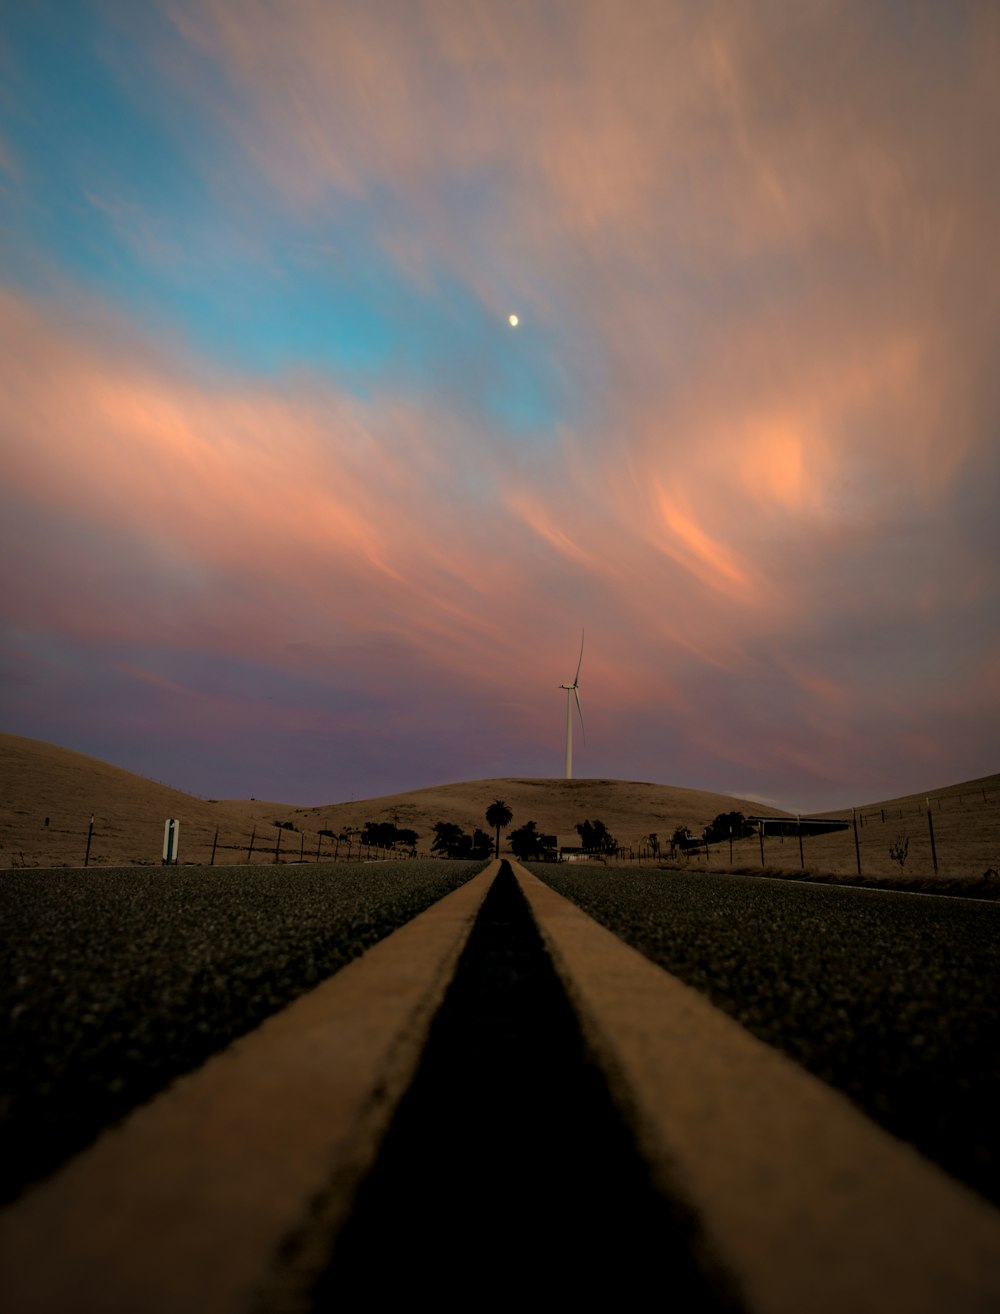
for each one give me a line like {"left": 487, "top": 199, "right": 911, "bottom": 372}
{"left": 361, "top": 820, "right": 420, "bottom": 850}
{"left": 576, "top": 818, "right": 616, "bottom": 854}
{"left": 485, "top": 798, "right": 513, "bottom": 858}
{"left": 703, "top": 811, "right": 754, "bottom": 844}
{"left": 362, "top": 821, "right": 396, "bottom": 848}
{"left": 432, "top": 822, "right": 493, "bottom": 859}
{"left": 432, "top": 821, "right": 466, "bottom": 857}
{"left": 470, "top": 828, "right": 494, "bottom": 859}
{"left": 509, "top": 820, "right": 545, "bottom": 860}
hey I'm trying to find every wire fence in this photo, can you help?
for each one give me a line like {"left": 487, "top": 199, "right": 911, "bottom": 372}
{"left": 0, "top": 814, "right": 436, "bottom": 871}
{"left": 548, "top": 788, "right": 1000, "bottom": 887}
{"left": 3, "top": 786, "right": 997, "bottom": 884}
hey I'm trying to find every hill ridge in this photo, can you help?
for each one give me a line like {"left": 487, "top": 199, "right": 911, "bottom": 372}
{"left": 2, "top": 734, "right": 997, "bottom": 877}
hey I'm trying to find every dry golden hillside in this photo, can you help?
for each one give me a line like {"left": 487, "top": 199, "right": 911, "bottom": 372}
{"left": 1, "top": 734, "right": 997, "bottom": 893}
{"left": 292, "top": 776, "right": 790, "bottom": 851}
{"left": 0, "top": 734, "right": 786, "bottom": 868}
{"left": 0, "top": 735, "right": 252, "bottom": 869}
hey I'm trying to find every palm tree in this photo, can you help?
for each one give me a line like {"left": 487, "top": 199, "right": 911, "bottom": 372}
{"left": 485, "top": 798, "right": 513, "bottom": 858}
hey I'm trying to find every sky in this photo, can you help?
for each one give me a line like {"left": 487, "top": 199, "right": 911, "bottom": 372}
{"left": 1, "top": 0, "right": 998, "bottom": 814}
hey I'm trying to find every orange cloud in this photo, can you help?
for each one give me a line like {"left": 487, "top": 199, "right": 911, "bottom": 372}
{"left": 651, "top": 488, "right": 753, "bottom": 599}
{"left": 0, "top": 290, "right": 591, "bottom": 705}
{"left": 5, "top": 1, "right": 999, "bottom": 806}
{"left": 505, "top": 490, "right": 603, "bottom": 575}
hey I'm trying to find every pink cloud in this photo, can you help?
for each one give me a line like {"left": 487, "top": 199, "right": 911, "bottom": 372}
{"left": 3, "top": 274, "right": 996, "bottom": 807}
{"left": 2, "top": 290, "right": 611, "bottom": 726}
{"left": 3, "top": 3, "right": 998, "bottom": 807}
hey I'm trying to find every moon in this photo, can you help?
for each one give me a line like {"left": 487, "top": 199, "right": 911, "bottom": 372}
{"left": 508, "top": 313, "right": 519, "bottom": 327}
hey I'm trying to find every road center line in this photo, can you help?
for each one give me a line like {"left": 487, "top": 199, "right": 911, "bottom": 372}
{"left": 0, "top": 862, "right": 499, "bottom": 1314}
{"left": 511, "top": 859, "right": 1000, "bottom": 1314}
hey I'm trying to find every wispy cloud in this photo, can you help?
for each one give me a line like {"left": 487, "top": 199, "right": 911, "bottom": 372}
{"left": 1, "top": 1, "right": 998, "bottom": 809}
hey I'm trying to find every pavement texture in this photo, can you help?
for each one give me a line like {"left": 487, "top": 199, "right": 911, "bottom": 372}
{"left": 530, "top": 863, "right": 1000, "bottom": 1208}
{"left": 512, "top": 861, "right": 1000, "bottom": 1314}
{"left": 3, "top": 860, "right": 1000, "bottom": 1313}
{"left": 1, "top": 860, "right": 484, "bottom": 1203}
{"left": 0, "top": 865, "right": 498, "bottom": 1314}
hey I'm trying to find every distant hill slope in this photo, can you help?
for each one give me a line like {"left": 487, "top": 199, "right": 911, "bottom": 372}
{"left": 0, "top": 734, "right": 249, "bottom": 868}
{"left": 814, "top": 773, "right": 1000, "bottom": 818}
{"left": 0, "top": 734, "right": 791, "bottom": 867}
{"left": 1, "top": 733, "right": 996, "bottom": 873}
{"left": 0, "top": 733, "right": 233, "bottom": 822}
{"left": 289, "top": 776, "right": 792, "bottom": 849}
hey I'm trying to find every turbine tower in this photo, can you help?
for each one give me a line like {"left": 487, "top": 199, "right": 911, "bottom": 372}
{"left": 559, "top": 629, "right": 585, "bottom": 779}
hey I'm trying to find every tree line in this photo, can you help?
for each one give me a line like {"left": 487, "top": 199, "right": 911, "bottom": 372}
{"left": 297, "top": 803, "right": 760, "bottom": 862}
{"left": 430, "top": 804, "right": 623, "bottom": 861}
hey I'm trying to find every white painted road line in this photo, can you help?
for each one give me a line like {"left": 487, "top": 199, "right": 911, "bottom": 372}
{"left": 0, "top": 862, "right": 499, "bottom": 1314}
{"left": 511, "top": 859, "right": 1000, "bottom": 1314}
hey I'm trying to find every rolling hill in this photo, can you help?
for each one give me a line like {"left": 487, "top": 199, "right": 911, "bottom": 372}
{"left": 1, "top": 734, "right": 997, "bottom": 885}
{"left": 0, "top": 733, "right": 788, "bottom": 868}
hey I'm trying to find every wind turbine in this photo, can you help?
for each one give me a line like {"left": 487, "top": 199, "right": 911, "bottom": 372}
{"left": 559, "top": 629, "right": 586, "bottom": 779}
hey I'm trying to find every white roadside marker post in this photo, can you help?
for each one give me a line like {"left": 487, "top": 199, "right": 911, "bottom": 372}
{"left": 163, "top": 818, "right": 180, "bottom": 867}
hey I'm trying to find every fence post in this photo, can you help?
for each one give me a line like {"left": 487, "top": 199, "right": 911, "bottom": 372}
{"left": 299, "top": 832, "right": 305, "bottom": 862}
{"left": 758, "top": 823, "right": 765, "bottom": 868}
{"left": 926, "top": 799, "right": 938, "bottom": 874}
{"left": 84, "top": 816, "right": 94, "bottom": 868}
{"left": 797, "top": 817, "right": 804, "bottom": 870}
{"left": 246, "top": 828, "right": 256, "bottom": 863}
{"left": 852, "top": 809, "right": 862, "bottom": 877}
{"left": 210, "top": 830, "right": 218, "bottom": 866}
{"left": 274, "top": 827, "right": 282, "bottom": 864}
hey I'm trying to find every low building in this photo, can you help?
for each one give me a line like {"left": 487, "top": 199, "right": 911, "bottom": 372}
{"left": 746, "top": 816, "right": 850, "bottom": 838}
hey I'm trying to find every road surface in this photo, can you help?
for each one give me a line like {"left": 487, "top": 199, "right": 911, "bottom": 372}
{"left": 2, "top": 859, "right": 1000, "bottom": 1312}
{"left": 530, "top": 863, "right": 1000, "bottom": 1206}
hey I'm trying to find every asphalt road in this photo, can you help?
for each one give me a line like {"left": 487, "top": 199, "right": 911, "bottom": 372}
{"left": 311, "top": 861, "right": 740, "bottom": 1311}
{"left": 0, "top": 860, "right": 484, "bottom": 1204}
{"left": 5, "top": 858, "right": 998, "bottom": 1234}
{"left": 529, "top": 864, "right": 1000, "bottom": 1208}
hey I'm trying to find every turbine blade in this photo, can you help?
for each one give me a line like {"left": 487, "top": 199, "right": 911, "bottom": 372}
{"left": 574, "top": 688, "right": 586, "bottom": 743}
{"left": 573, "top": 628, "right": 585, "bottom": 684}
